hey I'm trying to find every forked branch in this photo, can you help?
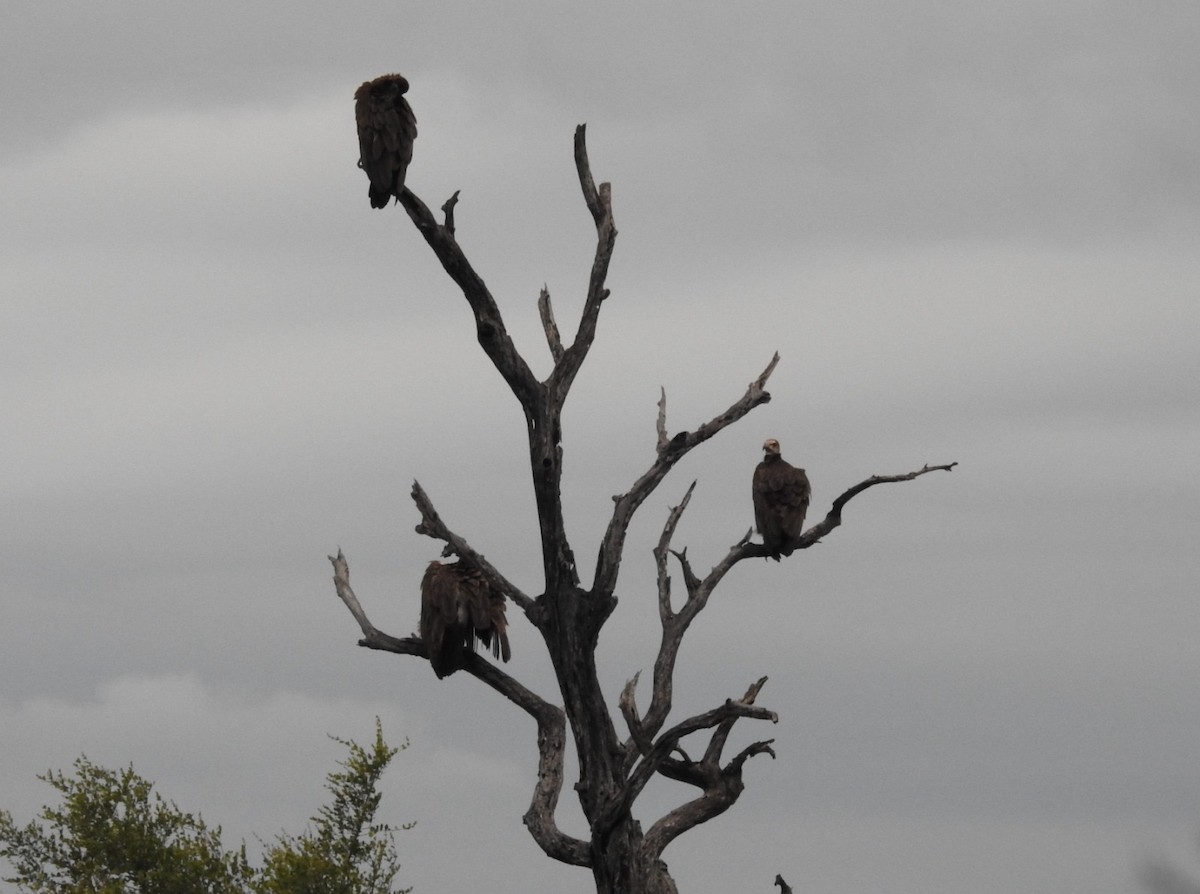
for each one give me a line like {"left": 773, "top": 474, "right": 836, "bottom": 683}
{"left": 593, "top": 352, "right": 779, "bottom": 598}
{"left": 636, "top": 459, "right": 956, "bottom": 742}
{"left": 613, "top": 674, "right": 777, "bottom": 853}
{"left": 548, "top": 124, "right": 617, "bottom": 405}
{"left": 633, "top": 678, "right": 778, "bottom": 860}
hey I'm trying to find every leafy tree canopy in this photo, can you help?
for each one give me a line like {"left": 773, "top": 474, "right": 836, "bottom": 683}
{"left": 0, "top": 719, "right": 411, "bottom": 894}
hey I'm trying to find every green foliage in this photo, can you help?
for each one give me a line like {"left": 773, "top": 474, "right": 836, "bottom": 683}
{"left": 255, "top": 720, "right": 413, "bottom": 894}
{"left": 0, "top": 757, "right": 251, "bottom": 894}
{"left": 0, "top": 720, "right": 411, "bottom": 894}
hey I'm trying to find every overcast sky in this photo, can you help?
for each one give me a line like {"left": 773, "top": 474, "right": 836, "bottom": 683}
{"left": 3, "top": 3, "right": 1199, "bottom": 893}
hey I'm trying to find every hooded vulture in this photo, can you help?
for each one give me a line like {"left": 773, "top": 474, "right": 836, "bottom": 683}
{"left": 752, "top": 438, "right": 811, "bottom": 559}
{"left": 419, "top": 560, "right": 511, "bottom": 679}
{"left": 354, "top": 73, "right": 417, "bottom": 209}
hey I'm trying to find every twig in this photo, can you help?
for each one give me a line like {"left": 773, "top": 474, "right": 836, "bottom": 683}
{"left": 653, "top": 482, "right": 696, "bottom": 621}
{"left": 329, "top": 549, "right": 393, "bottom": 646}
{"left": 440, "top": 189, "right": 460, "bottom": 235}
{"left": 619, "top": 672, "right": 654, "bottom": 756}
{"left": 538, "top": 286, "right": 564, "bottom": 363}
{"left": 656, "top": 388, "right": 669, "bottom": 451}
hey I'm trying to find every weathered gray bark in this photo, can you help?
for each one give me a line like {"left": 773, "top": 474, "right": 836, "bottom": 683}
{"left": 330, "top": 125, "right": 955, "bottom": 894}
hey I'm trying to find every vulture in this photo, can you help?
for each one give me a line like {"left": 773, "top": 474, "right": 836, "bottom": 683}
{"left": 752, "top": 438, "right": 811, "bottom": 559}
{"left": 419, "top": 560, "right": 511, "bottom": 679}
{"left": 354, "top": 73, "right": 418, "bottom": 209}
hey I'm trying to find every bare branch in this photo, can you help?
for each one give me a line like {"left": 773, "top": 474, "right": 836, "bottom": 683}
{"left": 642, "top": 743, "right": 774, "bottom": 860}
{"left": 619, "top": 672, "right": 654, "bottom": 756}
{"left": 809, "top": 461, "right": 959, "bottom": 540}
{"left": 574, "top": 123, "right": 604, "bottom": 225}
{"left": 329, "top": 549, "right": 586, "bottom": 864}
{"left": 425, "top": 661, "right": 591, "bottom": 866}
{"left": 440, "top": 189, "right": 460, "bottom": 235}
{"left": 538, "top": 286, "right": 565, "bottom": 363}
{"left": 548, "top": 125, "right": 617, "bottom": 405}
{"left": 726, "top": 738, "right": 777, "bottom": 773}
{"left": 655, "top": 388, "right": 668, "bottom": 451}
{"left": 723, "top": 460, "right": 959, "bottom": 564}
{"left": 753, "top": 351, "right": 780, "bottom": 388}
{"left": 396, "top": 187, "right": 540, "bottom": 408}
{"left": 666, "top": 352, "right": 777, "bottom": 457}
{"left": 328, "top": 548, "right": 384, "bottom": 641}
{"left": 693, "top": 461, "right": 961, "bottom": 591}
{"left": 621, "top": 681, "right": 777, "bottom": 814}
{"left": 410, "top": 480, "right": 537, "bottom": 615}
{"left": 701, "top": 677, "right": 771, "bottom": 768}
{"left": 653, "top": 482, "right": 696, "bottom": 621}
{"left": 329, "top": 551, "right": 523, "bottom": 685}
{"left": 634, "top": 461, "right": 954, "bottom": 746}
{"left": 523, "top": 707, "right": 592, "bottom": 867}
{"left": 465, "top": 666, "right": 590, "bottom": 869}
{"left": 593, "top": 352, "right": 779, "bottom": 598}
{"left": 633, "top": 681, "right": 778, "bottom": 860}
{"left": 628, "top": 487, "right": 700, "bottom": 744}
{"left": 634, "top": 459, "right": 956, "bottom": 755}
{"left": 668, "top": 548, "right": 701, "bottom": 596}
{"left": 456, "top": 664, "right": 592, "bottom": 869}
{"left": 621, "top": 485, "right": 704, "bottom": 754}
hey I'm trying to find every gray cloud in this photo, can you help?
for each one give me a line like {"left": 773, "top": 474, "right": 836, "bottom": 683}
{"left": 3, "top": 3, "right": 1199, "bottom": 893}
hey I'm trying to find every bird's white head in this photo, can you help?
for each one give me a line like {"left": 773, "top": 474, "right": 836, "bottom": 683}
{"left": 763, "top": 438, "right": 781, "bottom": 456}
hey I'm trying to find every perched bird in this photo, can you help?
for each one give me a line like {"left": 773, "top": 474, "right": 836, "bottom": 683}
{"left": 354, "top": 73, "right": 418, "bottom": 209}
{"left": 752, "top": 438, "right": 811, "bottom": 559}
{"left": 419, "top": 560, "right": 511, "bottom": 679}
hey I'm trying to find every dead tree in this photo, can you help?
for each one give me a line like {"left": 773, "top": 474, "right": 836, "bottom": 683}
{"left": 330, "top": 125, "right": 955, "bottom": 894}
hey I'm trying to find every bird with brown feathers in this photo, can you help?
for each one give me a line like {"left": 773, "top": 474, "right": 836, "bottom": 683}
{"left": 355, "top": 73, "right": 417, "bottom": 209}
{"left": 419, "top": 560, "right": 511, "bottom": 679}
{"left": 752, "top": 438, "right": 811, "bottom": 559}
